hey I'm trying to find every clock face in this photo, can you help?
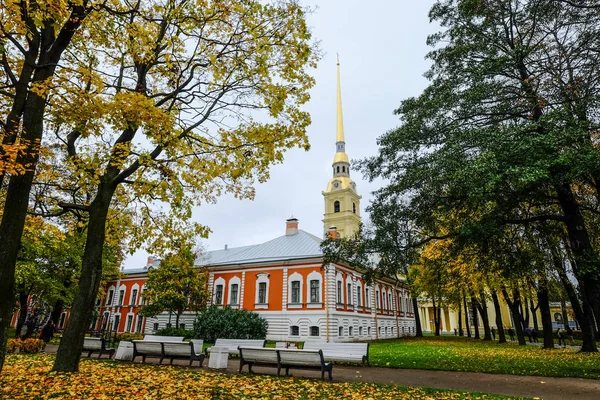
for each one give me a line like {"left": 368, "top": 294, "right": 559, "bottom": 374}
{"left": 334, "top": 182, "right": 339, "bottom": 188}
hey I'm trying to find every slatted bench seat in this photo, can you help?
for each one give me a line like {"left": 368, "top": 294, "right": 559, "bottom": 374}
{"left": 163, "top": 339, "right": 205, "bottom": 367}
{"left": 132, "top": 340, "right": 165, "bottom": 364}
{"left": 278, "top": 348, "right": 333, "bottom": 381}
{"left": 142, "top": 335, "right": 185, "bottom": 342}
{"left": 303, "top": 342, "right": 369, "bottom": 365}
{"left": 206, "top": 339, "right": 266, "bottom": 356}
{"left": 238, "top": 347, "right": 279, "bottom": 373}
{"left": 82, "top": 337, "right": 115, "bottom": 359}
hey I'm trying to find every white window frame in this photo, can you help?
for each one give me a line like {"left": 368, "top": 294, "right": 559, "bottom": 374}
{"left": 288, "top": 272, "right": 303, "bottom": 308}
{"left": 126, "top": 313, "right": 134, "bottom": 332}
{"left": 356, "top": 281, "right": 363, "bottom": 307}
{"left": 118, "top": 284, "right": 126, "bottom": 306}
{"left": 306, "top": 271, "right": 322, "bottom": 308}
{"left": 336, "top": 272, "right": 344, "bottom": 304}
{"left": 130, "top": 284, "right": 140, "bottom": 306}
{"left": 213, "top": 277, "right": 225, "bottom": 305}
{"left": 106, "top": 286, "right": 115, "bottom": 306}
{"left": 345, "top": 275, "right": 353, "bottom": 306}
{"left": 255, "top": 273, "right": 270, "bottom": 309}
{"left": 228, "top": 276, "right": 241, "bottom": 308}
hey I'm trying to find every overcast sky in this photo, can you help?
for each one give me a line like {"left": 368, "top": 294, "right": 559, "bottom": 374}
{"left": 123, "top": 0, "right": 437, "bottom": 269}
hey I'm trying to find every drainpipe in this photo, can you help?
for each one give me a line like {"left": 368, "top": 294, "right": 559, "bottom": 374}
{"left": 325, "top": 264, "right": 330, "bottom": 343}
{"left": 394, "top": 284, "right": 400, "bottom": 338}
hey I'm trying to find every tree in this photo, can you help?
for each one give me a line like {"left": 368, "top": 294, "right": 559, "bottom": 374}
{"left": 51, "top": 0, "right": 318, "bottom": 371}
{"left": 359, "top": 0, "right": 600, "bottom": 351}
{"left": 138, "top": 244, "right": 208, "bottom": 328}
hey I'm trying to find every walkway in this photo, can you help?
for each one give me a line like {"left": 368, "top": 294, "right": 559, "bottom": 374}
{"left": 44, "top": 344, "right": 600, "bottom": 399}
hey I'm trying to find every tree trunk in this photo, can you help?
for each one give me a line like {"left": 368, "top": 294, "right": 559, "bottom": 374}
{"left": 537, "top": 277, "right": 554, "bottom": 349}
{"left": 522, "top": 295, "right": 530, "bottom": 329}
{"left": 463, "top": 293, "right": 471, "bottom": 338}
{"left": 472, "top": 299, "right": 480, "bottom": 339}
{"left": 412, "top": 297, "right": 423, "bottom": 337}
{"left": 51, "top": 299, "right": 66, "bottom": 326}
{"left": 476, "top": 291, "right": 491, "bottom": 340}
{"left": 432, "top": 297, "right": 440, "bottom": 336}
{"left": 491, "top": 290, "right": 506, "bottom": 344}
{"left": 502, "top": 288, "right": 526, "bottom": 346}
{"left": 458, "top": 303, "right": 464, "bottom": 336}
{"left": 530, "top": 299, "right": 539, "bottom": 332}
{"left": 561, "top": 299, "right": 569, "bottom": 330}
{"left": 53, "top": 183, "right": 115, "bottom": 372}
{"left": 175, "top": 312, "right": 180, "bottom": 329}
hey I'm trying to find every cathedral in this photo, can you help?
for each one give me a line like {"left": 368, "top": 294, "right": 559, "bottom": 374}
{"left": 28, "top": 63, "right": 416, "bottom": 342}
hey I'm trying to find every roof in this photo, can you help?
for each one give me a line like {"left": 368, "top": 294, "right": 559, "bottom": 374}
{"left": 196, "top": 229, "right": 323, "bottom": 267}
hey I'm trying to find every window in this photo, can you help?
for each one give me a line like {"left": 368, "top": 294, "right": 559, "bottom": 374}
{"left": 378, "top": 326, "right": 382, "bottom": 335}
{"left": 368, "top": 327, "right": 371, "bottom": 336}
{"left": 258, "top": 282, "right": 267, "bottom": 304}
{"left": 106, "top": 289, "right": 114, "bottom": 306}
{"left": 113, "top": 315, "right": 120, "bottom": 332}
{"left": 337, "top": 281, "right": 342, "bottom": 304}
{"left": 290, "top": 326, "right": 299, "bottom": 336}
{"left": 291, "top": 281, "right": 300, "bottom": 303}
{"left": 359, "top": 327, "right": 363, "bottom": 336}
{"left": 136, "top": 316, "right": 144, "bottom": 333}
{"left": 230, "top": 283, "right": 239, "bottom": 305}
{"left": 342, "top": 166, "right": 345, "bottom": 173}
{"left": 338, "top": 326, "right": 343, "bottom": 337}
{"left": 59, "top": 312, "right": 67, "bottom": 329}
{"left": 365, "top": 288, "right": 370, "bottom": 308}
{"left": 118, "top": 290, "right": 125, "bottom": 305}
{"left": 310, "top": 326, "right": 320, "bottom": 336}
{"left": 101, "top": 312, "right": 109, "bottom": 330}
{"left": 353, "top": 203, "right": 356, "bottom": 213}
{"left": 153, "top": 322, "right": 159, "bottom": 331}
{"left": 336, "top": 166, "right": 340, "bottom": 173}
{"left": 382, "top": 291, "right": 386, "bottom": 310}
{"left": 347, "top": 283, "right": 352, "bottom": 304}
{"left": 126, "top": 315, "right": 133, "bottom": 332}
{"left": 130, "top": 289, "right": 138, "bottom": 305}
{"left": 357, "top": 287, "right": 362, "bottom": 307}
{"left": 215, "top": 285, "right": 223, "bottom": 305}
{"left": 376, "top": 291, "right": 380, "bottom": 309}
{"left": 349, "top": 326, "right": 353, "bottom": 337}
{"left": 389, "top": 294, "right": 393, "bottom": 310}
{"left": 310, "top": 280, "right": 320, "bottom": 303}
{"left": 334, "top": 201, "right": 340, "bottom": 213}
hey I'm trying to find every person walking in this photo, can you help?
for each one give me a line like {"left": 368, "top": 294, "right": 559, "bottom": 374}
{"left": 39, "top": 320, "right": 55, "bottom": 353}
{"left": 531, "top": 328, "right": 539, "bottom": 343}
{"left": 507, "top": 328, "right": 515, "bottom": 342}
{"left": 524, "top": 327, "right": 533, "bottom": 343}
{"left": 566, "top": 326, "right": 575, "bottom": 346}
{"left": 491, "top": 327, "right": 496, "bottom": 341}
{"left": 557, "top": 327, "right": 566, "bottom": 347}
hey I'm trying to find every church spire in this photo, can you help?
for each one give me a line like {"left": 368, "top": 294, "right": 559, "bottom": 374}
{"left": 336, "top": 55, "right": 344, "bottom": 143}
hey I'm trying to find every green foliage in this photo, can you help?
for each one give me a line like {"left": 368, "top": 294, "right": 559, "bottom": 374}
{"left": 154, "top": 327, "right": 194, "bottom": 339}
{"left": 114, "top": 333, "right": 144, "bottom": 342}
{"left": 193, "top": 306, "right": 268, "bottom": 343}
{"left": 6, "top": 339, "right": 44, "bottom": 354}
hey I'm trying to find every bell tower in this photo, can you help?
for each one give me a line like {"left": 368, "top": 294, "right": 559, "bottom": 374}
{"left": 322, "top": 58, "right": 361, "bottom": 238}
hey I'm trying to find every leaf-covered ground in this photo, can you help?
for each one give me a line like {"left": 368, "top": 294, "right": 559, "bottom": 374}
{"left": 369, "top": 336, "right": 600, "bottom": 379}
{"left": 1, "top": 355, "right": 524, "bottom": 399}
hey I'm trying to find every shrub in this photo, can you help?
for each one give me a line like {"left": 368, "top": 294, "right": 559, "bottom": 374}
{"left": 6, "top": 338, "right": 44, "bottom": 353}
{"left": 115, "top": 333, "right": 144, "bottom": 342}
{"left": 155, "top": 327, "right": 194, "bottom": 339}
{"left": 193, "top": 306, "right": 268, "bottom": 343}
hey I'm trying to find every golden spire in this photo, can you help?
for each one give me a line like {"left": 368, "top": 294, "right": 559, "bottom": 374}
{"left": 336, "top": 54, "right": 345, "bottom": 143}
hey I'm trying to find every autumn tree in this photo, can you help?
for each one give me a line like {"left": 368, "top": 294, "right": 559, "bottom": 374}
{"left": 42, "top": 0, "right": 318, "bottom": 372}
{"left": 138, "top": 244, "right": 208, "bottom": 329}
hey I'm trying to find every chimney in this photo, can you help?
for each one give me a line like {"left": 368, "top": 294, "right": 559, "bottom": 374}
{"left": 328, "top": 226, "right": 338, "bottom": 240}
{"left": 145, "top": 256, "right": 155, "bottom": 270}
{"left": 286, "top": 217, "right": 299, "bottom": 236}
{"left": 224, "top": 244, "right": 228, "bottom": 250}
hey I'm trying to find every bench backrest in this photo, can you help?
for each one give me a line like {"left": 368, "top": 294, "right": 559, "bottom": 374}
{"left": 278, "top": 349, "right": 324, "bottom": 366}
{"left": 83, "top": 337, "right": 102, "bottom": 350}
{"left": 133, "top": 341, "right": 163, "bottom": 355}
{"left": 190, "top": 339, "right": 204, "bottom": 356}
{"left": 275, "top": 342, "right": 288, "bottom": 348}
{"left": 214, "top": 339, "right": 266, "bottom": 352}
{"left": 163, "top": 342, "right": 192, "bottom": 357}
{"left": 239, "top": 347, "right": 279, "bottom": 363}
{"left": 303, "top": 342, "right": 368, "bottom": 356}
{"left": 143, "top": 335, "right": 184, "bottom": 342}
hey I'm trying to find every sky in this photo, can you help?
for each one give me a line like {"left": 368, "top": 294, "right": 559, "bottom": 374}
{"left": 123, "top": 0, "right": 438, "bottom": 270}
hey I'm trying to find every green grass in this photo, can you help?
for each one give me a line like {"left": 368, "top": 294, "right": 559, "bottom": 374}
{"left": 369, "top": 335, "right": 600, "bottom": 379}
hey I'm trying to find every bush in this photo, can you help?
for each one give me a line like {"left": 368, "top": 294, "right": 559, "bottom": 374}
{"left": 154, "top": 327, "right": 194, "bottom": 339}
{"left": 193, "top": 306, "right": 268, "bottom": 343}
{"left": 115, "top": 333, "right": 144, "bottom": 342}
{"left": 6, "top": 338, "right": 44, "bottom": 354}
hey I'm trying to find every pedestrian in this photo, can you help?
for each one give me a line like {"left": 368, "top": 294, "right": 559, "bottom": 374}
{"left": 39, "top": 320, "right": 55, "bottom": 352}
{"left": 524, "top": 327, "right": 532, "bottom": 343}
{"left": 557, "top": 327, "right": 566, "bottom": 347}
{"left": 507, "top": 328, "right": 515, "bottom": 342}
{"left": 491, "top": 327, "right": 496, "bottom": 341}
{"left": 566, "top": 326, "right": 575, "bottom": 346}
{"left": 454, "top": 328, "right": 457, "bottom": 336}
{"left": 531, "top": 328, "right": 538, "bottom": 343}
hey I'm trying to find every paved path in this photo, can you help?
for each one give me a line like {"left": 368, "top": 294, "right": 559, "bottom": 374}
{"left": 43, "top": 344, "right": 600, "bottom": 399}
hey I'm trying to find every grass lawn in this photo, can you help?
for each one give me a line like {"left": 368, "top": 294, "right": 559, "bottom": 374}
{"left": 369, "top": 335, "right": 600, "bottom": 379}
{"left": 0, "top": 354, "right": 527, "bottom": 400}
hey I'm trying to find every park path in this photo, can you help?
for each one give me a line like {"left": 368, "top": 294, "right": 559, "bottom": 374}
{"left": 44, "top": 344, "right": 600, "bottom": 399}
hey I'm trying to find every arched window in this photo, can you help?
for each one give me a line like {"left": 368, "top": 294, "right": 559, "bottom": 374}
{"left": 290, "top": 326, "right": 300, "bottom": 336}
{"left": 342, "top": 166, "right": 345, "bottom": 173}
{"left": 353, "top": 203, "right": 356, "bottom": 213}
{"left": 336, "top": 166, "right": 340, "bottom": 173}
{"left": 334, "top": 201, "right": 340, "bottom": 213}
{"left": 338, "top": 326, "right": 343, "bottom": 337}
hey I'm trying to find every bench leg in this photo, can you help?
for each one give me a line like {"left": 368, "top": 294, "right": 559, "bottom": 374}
{"left": 98, "top": 350, "right": 103, "bottom": 359}
{"left": 142, "top": 355, "right": 147, "bottom": 364}
{"left": 285, "top": 367, "right": 290, "bottom": 376}
{"left": 170, "top": 357, "right": 174, "bottom": 365}
{"left": 159, "top": 355, "right": 165, "bottom": 365}
{"left": 277, "top": 365, "right": 281, "bottom": 377}
{"left": 328, "top": 367, "right": 333, "bottom": 381}
{"left": 109, "top": 350, "right": 115, "bottom": 359}
{"left": 87, "top": 351, "right": 93, "bottom": 358}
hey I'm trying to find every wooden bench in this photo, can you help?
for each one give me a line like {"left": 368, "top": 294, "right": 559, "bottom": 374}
{"left": 82, "top": 337, "right": 115, "bottom": 359}
{"left": 303, "top": 342, "right": 369, "bottom": 365}
{"left": 163, "top": 340, "right": 205, "bottom": 367}
{"left": 238, "top": 347, "right": 279, "bottom": 373}
{"left": 132, "top": 340, "right": 165, "bottom": 364}
{"left": 206, "top": 339, "right": 266, "bottom": 356}
{"left": 143, "top": 335, "right": 184, "bottom": 342}
{"left": 278, "top": 348, "right": 333, "bottom": 381}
